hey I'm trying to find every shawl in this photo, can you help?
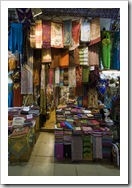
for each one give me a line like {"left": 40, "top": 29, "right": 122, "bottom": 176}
{"left": 41, "top": 48, "right": 51, "bottom": 63}
{"left": 35, "top": 20, "right": 42, "bottom": 48}
{"left": 68, "top": 67, "right": 76, "bottom": 87}
{"left": 74, "top": 47, "right": 79, "bottom": 65}
{"left": 55, "top": 67, "right": 60, "bottom": 86}
{"left": 92, "top": 135, "right": 102, "bottom": 159}
{"left": 80, "top": 19, "right": 90, "bottom": 42}
{"left": 51, "top": 21, "right": 64, "bottom": 48}
{"left": 40, "top": 65, "right": 46, "bottom": 114}
{"left": 63, "top": 68, "right": 68, "bottom": 86}
{"left": 64, "top": 20, "right": 72, "bottom": 46}
{"left": 50, "top": 48, "right": 60, "bottom": 68}
{"left": 59, "top": 49, "right": 69, "bottom": 67}
{"left": 89, "top": 17, "right": 101, "bottom": 46}
{"left": 42, "top": 20, "right": 51, "bottom": 48}
{"left": 75, "top": 66, "right": 83, "bottom": 96}
{"left": 60, "top": 68, "right": 64, "bottom": 87}
{"left": 79, "top": 47, "right": 89, "bottom": 66}
{"left": 87, "top": 88, "right": 98, "bottom": 108}
{"left": 49, "top": 68, "right": 54, "bottom": 86}
{"left": 30, "top": 24, "right": 35, "bottom": 48}
{"left": 69, "top": 50, "right": 75, "bottom": 66}
{"left": 82, "top": 66, "right": 90, "bottom": 83}
{"left": 13, "top": 83, "right": 23, "bottom": 107}
{"left": 89, "top": 43, "right": 99, "bottom": 66}
{"left": 69, "top": 20, "right": 81, "bottom": 50}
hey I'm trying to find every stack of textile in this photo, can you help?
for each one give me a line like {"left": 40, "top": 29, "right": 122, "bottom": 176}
{"left": 73, "top": 127, "right": 83, "bottom": 135}
{"left": 54, "top": 130, "right": 64, "bottom": 160}
{"left": 102, "top": 135, "right": 113, "bottom": 160}
{"left": 81, "top": 126, "right": 93, "bottom": 134}
{"left": 82, "top": 135, "right": 93, "bottom": 161}
{"left": 79, "top": 47, "right": 89, "bottom": 66}
{"left": 54, "top": 130, "right": 64, "bottom": 143}
{"left": 63, "top": 129, "right": 72, "bottom": 145}
{"left": 71, "top": 135, "right": 83, "bottom": 161}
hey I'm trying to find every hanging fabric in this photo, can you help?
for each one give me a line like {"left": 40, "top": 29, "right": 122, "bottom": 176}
{"left": 51, "top": 21, "right": 64, "bottom": 48}
{"left": 89, "top": 17, "right": 101, "bottom": 46}
{"left": 30, "top": 23, "right": 36, "bottom": 48}
{"left": 55, "top": 67, "right": 60, "bottom": 86}
{"left": 92, "top": 135, "right": 102, "bottom": 159}
{"left": 40, "top": 64, "right": 46, "bottom": 114}
{"left": 82, "top": 66, "right": 90, "bottom": 83}
{"left": 75, "top": 66, "right": 83, "bottom": 96}
{"left": 50, "top": 48, "right": 60, "bottom": 68}
{"left": 79, "top": 47, "right": 89, "bottom": 66}
{"left": 89, "top": 43, "right": 99, "bottom": 66}
{"left": 69, "top": 20, "right": 81, "bottom": 50}
{"left": 9, "top": 23, "right": 23, "bottom": 54}
{"left": 35, "top": 20, "right": 42, "bottom": 48}
{"left": 64, "top": 20, "right": 72, "bottom": 46}
{"left": 87, "top": 87, "right": 98, "bottom": 108}
{"left": 13, "top": 83, "right": 23, "bottom": 107}
{"left": 49, "top": 68, "right": 54, "bottom": 86}
{"left": 69, "top": 50, "right": 75, "bottom": 66}
{"left": 80, "top": 19, "right": 90, "bottom": 42}
{"left": 59, "top": 49, "right": 69, "bottom": 67}
{"left": 68, "top": 67, "right": 76, "bottom": 87}
{"left": 41, "top": 48, "right": 51, "bottom": 63}
{"left": 63, "top": 68, "right": 69, "bottom": 86}
{"left": 21, "top": 48, "right": 33, "bottom": 94}
{"left": 74, "top": 47, "right": 79, "bottom": 65}
{"left": 60, "top": 68, "right": 64, "bottom": 87}
{"left": 42, "top": 20, "right": 51, "bottom": 48}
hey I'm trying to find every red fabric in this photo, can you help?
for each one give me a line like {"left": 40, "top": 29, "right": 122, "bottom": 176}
{"left": 42, "top": 20, "right": 51, "bottom": 48}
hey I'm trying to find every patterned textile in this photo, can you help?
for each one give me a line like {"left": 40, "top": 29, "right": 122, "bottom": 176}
{"left": 10, "top": 127, "right": 30, "bottom": 137}
{"left": 69, "top": 20, "right": 81, "bottom": 50}
{"left": 89, "top": 43, "right": 99, "bottom": 66}
{"left": 80, "top": 19, "right": 90, "bottom": 42}
{"left": 51, "top": 21, "right": 63, "bottom": 48}
{"left": 69, "top": 50, "right": 75, "bottom": 66}
{"left": 13, "top": 83, "right": 23, "bottom": 107}
{"left": 92, "top": 135, "right": 102, "bottom": 159}
{"left": 41, "top": 48, "right": 51, "bottom": 63}
{"left": 8, "top": 56, "right": 16, "bottom": 71}
{"left": 55, "top": 67, "right": 60, "bottom": 86}
{"left": 82, "top": 136, "right": 93, "bottom": 161}
{"left": 75, "top": 66, "right": 83, "bottom": 96}
{"left": 21, "top": 48, "right": 33, "bottom": 94}
{"left": 71, "top": 135, "right": 83, "bottom": 161}
{"left": 87, "top": 87, "right": 98, "bottom": 109}
{"left": 42, "top": 20, "right": 51, "bottom": 48}
{"left": 40, "top": 65, "right": 46, "bottom": 114}
{"left": 51, "top": 48, "right": 60, "bottom": 68}
{"left": 64, "top": 20, "right": 72, "bottom": 46}
{"left": 74, "top": 47, "right": 79, "bottom": 65}
{"left": 8, "top": 83, "right": 13, "bottom": 107}
{"left": 63, "top": 68, "right": 68, "bottom": 86}
{"left": 30, "top": 24, "right": 36, "bottom": 48}
{"left": 89, "top": 66, "right": 100, "bottom": 87}
{"left": 89, "top": 17, "right": 101, "bottom": 46}
{"left": 59, "top": 49, "right": 69, "bottom": 67}
{"left": 35, "top": 20, "right": 42, "bottom": 48}
{"left": 83, "top": 96, "right": 88, "bottom": 108}
{"left": 60, "top": 68, "right": 64, "bottom": 87}
{"left": 82, "top": 66, "right": 90, "bottom": 83}
{"left": 49, "top": 68, "right": 54, "bottom": 86}
{"left": 68, "top": 67, "right": 76, "bottom": 87}
{"left": 79, "top": 47, "right": 89, "bottom": 66}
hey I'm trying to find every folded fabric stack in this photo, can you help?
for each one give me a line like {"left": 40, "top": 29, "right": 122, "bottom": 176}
{"left": 82, "top": 135, "right": 93, "bottom": 161}
{"left": 81, "top": 126, "right": 93, "bottom": 134}
{"left": 71, "top": 135, "right": 83, "bottom": 161}
{"left": 54, "top": 130, "right": 64, "bottom": 143}
{"left": 73, "top": 127, "right": 83, "bottom": 135}
{"left": 63, "top": 129, "right": 72, "bottom": 145}
{"left": 79, "top": 47, "right": 89, "bottom": 66}
{"left": 102, "top": 135, "right": 113, "bottom": 160}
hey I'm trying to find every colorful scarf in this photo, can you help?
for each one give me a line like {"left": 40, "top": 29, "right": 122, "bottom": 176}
{"left": 35, "top": 20, "right": 42, "bottom": 48}
{"left": 42, "top": 20, "right": 51, "bottom": 48}
{"left": 87, "top": 87, "right": 98, "bottom": 108}
{"left": 41, "top": 48, "right": 51, "bottom": 63}
{"left": 21, "top": 48, "right": 33, "bottom": 94}
{"left": 60, "top": 68, "right": 64, "bottom": 87}
{"left": 89, "top": 43, "right": 99, "bottom": 66}
{"left": 68, "top": 67, "right": 76, "bottom": 87}
{"left": 49, "top": 68, "right": 54, "bottom": 86}
{"left": 80, "top": 19, "right": 90, "bottom": 42}
{"left": 69, "top": 20, "right": 81, "bottom": 50}
{"left": 74, "top": 47, "right": 79, "bottom": 65}
{"left": 51, "top": 21, "right": 63, "bottom": 48}
{"left": 59, "top": 49, "right": 69, "bottom": 67}
{"left": 63, "top": 68, "right": 68, "bottom": 86}
{"left": 30, "top": 24, "right": 35, "bottom": 48}
{"left": 79, "top": 47, "right": 89, "bottom": 66}
{"left": 89, "top": 17, "right": 101, "bottom": 46}
{"left": 82, "top": 66, "right": 90, "bottom": 83}
{"left": 64, "top": 20, "right": 72, "bottom": 46}
{"left": 75, "top": 66, "right": 83, "bottom": 96}
{"left": 51, "top": 48, "right": 60, "bottom": 68}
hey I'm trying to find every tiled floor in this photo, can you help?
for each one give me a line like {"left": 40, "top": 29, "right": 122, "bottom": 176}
{"left": 8, "top": 132, "right": 120, "bottom": 176}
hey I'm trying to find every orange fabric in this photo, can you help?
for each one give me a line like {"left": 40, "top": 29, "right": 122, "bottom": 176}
{"left": 59, "top": 49, "right": 69, "bottom": 67}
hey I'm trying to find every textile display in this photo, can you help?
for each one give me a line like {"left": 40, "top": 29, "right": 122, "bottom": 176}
{"left": 33, "top": 49, "right": 41, "bottom": 69}
{"left": 71, "top": 135, "right": 83, "bottom": 161}
{"left": 68, "top": 67, "right": 76, "bottom": 87}
{"left": 79, "top": 47, "right": 89, "bottom": 66}
{"left": 82, "top": 66, "right": 90, "bottom": 83}
{"left": 35, "top": 20, "right": 42, "bottom": 48}
{"left": 63, "top": 68, "right": 69, "bottom": 86}
{"left": 69, "top": 20, "right": 81, "bottom": 50}
{"left": 111, "top": 31, "right": 120, "bottom": 70}
{"left": 102, "top": 136, "right": 113, "bottom": 159}
{"left": 51, "top": 48, "right": 60, "bottom": 68}
{"left": 80, "top": 19, "right": 90, "bottom": 42}
{"left": 9, "top": 23, "right": 23, "bottom": 54}
{"left": 89, "top": 17, "right": 101, "bottom": 46}
{"left": 75, "top": 66, "right": 83, "bottom": 96}
{"left": 33, "top": 69, "right": 40, "bottom": 86}
{"left": 69, "top": 50, "right": 75, "bottom": 66}
{"left": 87, "top": 87, "right": 98, "bottom": 109}
{"left": 82, "top": 136, "right": 93, "bottom": 161}
{"left": 60, "top": 68, "right": 64, "bottom": 87}
{"left": 8, "top": 83, "right": 13, "bottom": 107}
{"left": 40, "top": 65, "right": 46, "bottom": 114}
{"left": 8, "top": 56, "right": 16, "bottom": 71}
{"left": 49, "top": 68, "right": 54, "bottom": 86}
{"left": 55, "top": 67, "right": 60, "bottom": 86}
{"left": 82, "top": 96, "right": 88, "bottom": 108}
{"left": 89, "top": 66, "right": 100, "bottom": 87}
{"left": 41, "top": 48, "right": 51, "bottom": 63}
{"left": 101, "top": 31, "right": 111, "bottom": 69}
{"left": 21, "top": 48, "right": 33, "bottom": 94}
{"left": 59, "top": 49, "right": 69, "bottom": 67}
{"left": 51, "top": 21, "right": 64, "bottom": 48}
{"left": 13, "top": 83, "right": 23, "bottom": 107}
{"left": 74, "top": 47, "right": 79, "bottom": 65}
{"left": 42, "top": 20, "right": 51, "bottom": 48}
{"left": 89, "top": 43, "right": 99, "bottom": 66}
{"left": 92, "top": 135, "right": 102, "bottom": 159}
{"left": 30, "top": 24, "right": 36, "bottom": 48}
{"left": 64, "top": 20, "right": 72, "bottom": 46}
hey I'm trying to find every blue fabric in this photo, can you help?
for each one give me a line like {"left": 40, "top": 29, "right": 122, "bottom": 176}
{"left": 8, "top": 83, "right": 13, "bottom": 107}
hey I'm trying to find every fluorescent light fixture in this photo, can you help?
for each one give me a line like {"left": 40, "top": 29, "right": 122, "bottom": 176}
{"left": 32, "top": 8, "right": 42, "bottom": 17}
{"left": 34, "top": 11, "right": 42, "bottom": 17}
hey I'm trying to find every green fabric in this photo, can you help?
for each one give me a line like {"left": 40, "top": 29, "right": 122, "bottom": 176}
{"left": 82, "top": 66, "right": 90, "bottom": 83}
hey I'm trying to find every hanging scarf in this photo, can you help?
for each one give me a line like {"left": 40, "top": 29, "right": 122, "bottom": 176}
{"left": 49, "top": 68, "right": 54, "bottom": 86}
{"left": 55, "top": 67, "right": 60, "bottom": 86}
{"left": 80, "top": 19, "right": 90, "bottom": 42}
{"left": 68, "top": 67, "right": 76, "bottom": 87}
{"left": 63, "top": 68, "right": 68, "bottom": 86}
{"left": 79, "top": 47, "right": 89, "bottom": 66}
{"left": 87, "top": 87, "right": 98, "bottom": 108}
{"left": 69, "top": 50, "right": 75, "bottom": 66}
{"left": 59, "top": 49, "right": 69, "bottom": 67}
{"left": 13, "top": 83, "right": 23, "bottom": 107}
{"left": 30, "top": 24, "right": 35, "bottom": 48}
{"left": 42, "top": 20, "right": 51, "bottom": 48}
{"left": 60, "top": 68, "right": 64, "bottom": 87}
{"left": 69, "top": 20, "right": 81, "bottom": 50}
{"left": 75, "top": 66, "right": 83, "bottom": 96}
{"left": 92, "top": 135, "right": 102, "bottom": 159}
{"left": 35, "top": 20, "right": 42, "bottom": 48}
{"left": 74, "top": 47, "right": 79, "bottom": 65}
{"left": 51, "top": 48, "right": 60, "bottom": 68}
{"left": 89, "top": 43, "right": 99, "bottom": 66}
{"left": 40, "top": 64, "right": 46, "bottom": 114}
{"left": 64, "top": 20, "right": 72, "bottom": 46}
{"left": 89, "top": 17, "right": 101, "bottom": 46}
{"left": 82, "top": 66, "right": 90, "bottom": 83}
{"left": 51, "top": 21, "right": 63, "bottom": 48}
{"left": 41, "top": 48, "right": 51, "bottom": 63}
